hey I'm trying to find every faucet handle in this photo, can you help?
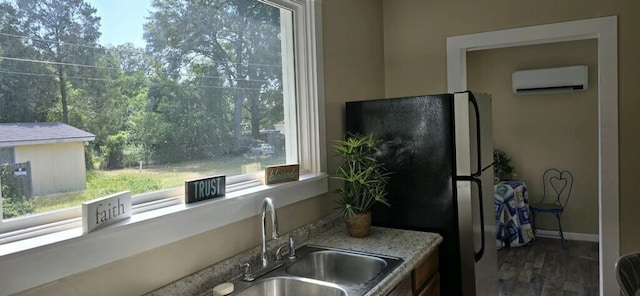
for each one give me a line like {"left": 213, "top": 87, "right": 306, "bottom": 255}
{"left": 288, "top": 235, "right": 297, "bottom": 260}
{"left": 241, "top": 263, "right": 254, "bottom": 281}
{"left": 275, "top": 244, "right": 288, "bottom": 261}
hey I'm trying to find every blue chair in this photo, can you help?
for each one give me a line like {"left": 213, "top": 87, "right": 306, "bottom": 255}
{"left": 616, "top": 251, "right": 640, "bottom": 296}
{"left": 530, "top": 168, "right": 573, "bottom": 248}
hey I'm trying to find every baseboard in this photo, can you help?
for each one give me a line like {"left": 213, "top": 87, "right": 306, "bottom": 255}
{"left": 535, "top": 229, "right": 600, "bottom": 242}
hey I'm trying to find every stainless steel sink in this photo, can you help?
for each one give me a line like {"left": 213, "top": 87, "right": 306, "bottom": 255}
{"left": 286, "top": 249, "right": 388, "bottom": 285}
{"left": 233, "top": 276, "right": 347, "bottom": 296}
{"left": 230, "top": 245, "right": 403, "bottom": 296}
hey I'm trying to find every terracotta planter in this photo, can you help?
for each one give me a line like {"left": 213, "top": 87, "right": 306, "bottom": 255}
{"left": 345, "top": 212, "right": 372, "bottom": 238}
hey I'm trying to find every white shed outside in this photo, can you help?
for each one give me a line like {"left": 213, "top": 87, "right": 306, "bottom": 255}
{"left": 0, "top": 122, "right": 95, "bottom": 196}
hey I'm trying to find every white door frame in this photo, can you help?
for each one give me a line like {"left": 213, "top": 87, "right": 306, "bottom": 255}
{"left": 446, "top": 16, "right": 618, "bottom": 295}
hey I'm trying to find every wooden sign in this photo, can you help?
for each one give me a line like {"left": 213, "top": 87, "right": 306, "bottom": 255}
{"left": 185, "top": 175, "right": 226, "bottom": 203}
{"left": 82, "top": 191, "right": 132, "bottom": 234}
{"left": 265, "top": 164, "right": 299, "bottom": 185}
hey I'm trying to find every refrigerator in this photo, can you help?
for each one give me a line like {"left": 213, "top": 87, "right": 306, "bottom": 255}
{"left": 345, "top": 91, "right": 497, "bottom": 296}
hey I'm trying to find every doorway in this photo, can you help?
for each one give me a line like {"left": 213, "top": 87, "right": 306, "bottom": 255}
{"left": 446, "top": 16, "right": 619, "bottom": 295}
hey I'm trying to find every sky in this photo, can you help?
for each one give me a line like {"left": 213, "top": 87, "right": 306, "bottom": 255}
{"left": 86, "top": 0, "right": 152, "bottom": 48}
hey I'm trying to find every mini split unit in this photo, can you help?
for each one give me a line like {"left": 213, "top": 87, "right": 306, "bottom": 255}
{"left": 512, "top": 65, "right": 588, "bottom": 95}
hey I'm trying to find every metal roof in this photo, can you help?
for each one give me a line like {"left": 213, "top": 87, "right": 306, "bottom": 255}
{"left": 0, "top": 122, "right": 95, "bottom": 148}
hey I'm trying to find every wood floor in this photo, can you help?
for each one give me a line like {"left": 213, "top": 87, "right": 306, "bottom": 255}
{"left": 497, "top": 237, "right": 599, "bottom": 296}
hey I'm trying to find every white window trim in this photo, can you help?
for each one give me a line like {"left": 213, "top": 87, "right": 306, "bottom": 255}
{"left": 0, "top": 0, "right": 325, "bottom": 294}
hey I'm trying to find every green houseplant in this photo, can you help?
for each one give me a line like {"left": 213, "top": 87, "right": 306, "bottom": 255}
{"left": 332, "top": 134, "right": 391, "bottom": 237}
{"left": 493, "top": 149, "right": 514, "bottom": 182}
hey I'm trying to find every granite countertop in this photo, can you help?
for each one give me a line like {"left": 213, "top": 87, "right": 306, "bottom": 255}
{"left": 305, "top": 226, "right": 442, "bottom": 296}
{"left": 147, "top": 213, "right": 442, "bottom": 296}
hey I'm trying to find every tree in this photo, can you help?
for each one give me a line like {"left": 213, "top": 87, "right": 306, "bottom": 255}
{"left": 0, "top": 3, "right": 57, "bottom": 123}
{"left": 241, "top": 8, "right": 283, "bottom": 139}
{"left": 13, "top": 0, "right": 101, "bottom": 124}
{"left": 144, "top": 0, "right": 284, "bottom": 153}
{"left": 68, "top": 47, "right": 130, "bottom": 146}
{"left": 112, "top": 43, "right": 153, "bottom": 76}
{"left": 127, "top": 111, "right": 171, "bottom": 165}
{"left": 0, "top": 164, "right": 35, "bottom": 219}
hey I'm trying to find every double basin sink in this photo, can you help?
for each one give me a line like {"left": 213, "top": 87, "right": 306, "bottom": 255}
{"left": 230, "top": 245, "right": 403, "bottom": 296}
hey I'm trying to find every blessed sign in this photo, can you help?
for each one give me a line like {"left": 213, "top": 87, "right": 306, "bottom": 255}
{"left": 185, "top": 175, "right": 226, "bottom": 203}
{"left": 82, "top": 191, "right": 132, "bottom": 234}
{"left": 265, "top": 164, "right": 299, "bottom": 185}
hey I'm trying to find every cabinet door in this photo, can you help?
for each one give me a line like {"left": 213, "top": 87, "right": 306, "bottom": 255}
{"left": 412, "top": 249, "right": 439, "bottom": 293}
{"left": 416, "top": 273, "right": 440, "bottom": 296}
{"left": 387, "top": 274, "right": 412, "bottom": 296}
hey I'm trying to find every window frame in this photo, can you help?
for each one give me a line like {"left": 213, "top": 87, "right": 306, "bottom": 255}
{"left": 0, "top": 0, "right": 325, "bottom": 294}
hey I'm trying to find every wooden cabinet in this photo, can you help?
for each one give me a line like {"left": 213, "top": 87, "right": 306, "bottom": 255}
{"left": 387, "top": 248, "right": 440, "bottom": 296}
{"left": 412, "top": 248, "right": 439, "bottom": 296}
{"left": 386, "top": 274, "right": 412, "bottom": 296}
{"left": 416, "top": 273, "right": 439, "bottom": 296}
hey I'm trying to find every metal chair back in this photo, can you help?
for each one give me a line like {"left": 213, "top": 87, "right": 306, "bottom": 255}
{"left": 539, "top": 168, "right": 573, "bottom": 209}
{"left": 616, "top": 251, "right": 640, "bottom": 296}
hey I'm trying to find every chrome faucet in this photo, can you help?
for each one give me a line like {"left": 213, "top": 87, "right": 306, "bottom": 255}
{"left": 241, "top": 197, "right": 284, "bottom": 282}
{"left": 261, "top": 197, "right": 279, "bottom": 267}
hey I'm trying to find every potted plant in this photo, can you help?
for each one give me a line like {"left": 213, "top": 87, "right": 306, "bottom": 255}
{"left": 332, "top": 134, "right": 391, "bottom": 238}
{"left": 493, "top": 149, "right": 514, "bottom": 182}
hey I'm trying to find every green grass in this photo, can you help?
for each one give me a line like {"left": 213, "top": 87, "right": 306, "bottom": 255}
{"left": 32, "top": 154, "right": 286, "bottom": 213}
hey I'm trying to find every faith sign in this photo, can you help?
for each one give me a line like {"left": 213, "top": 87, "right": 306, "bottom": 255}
{"left": 82, "top": 191, "right": 132, "bottom": 234}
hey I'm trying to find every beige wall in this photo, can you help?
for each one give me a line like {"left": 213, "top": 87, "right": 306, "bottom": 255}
{"left": 16, "top": 142, "right": 88, "bottom": 196}
{"left": 15, "top": 0, "right": 386, "bottom": 294}
{"left": 468, "top": 40, "right": 599, "bottom": 234}
{"left": 323, "top": 0, "right": 386, "bottom": 189}
{"left": 381, "top": 0, "right": 640, "bottom": 252}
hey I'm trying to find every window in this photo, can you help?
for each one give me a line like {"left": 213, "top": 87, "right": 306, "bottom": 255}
{"left": 0, "top": 0, "right": 323, "bottom": 293}
{"left": 0, "top": 0, "right": 326, "bottom": 238}
{"left": 0, "top": 0, "right": 321, "bottom": 242}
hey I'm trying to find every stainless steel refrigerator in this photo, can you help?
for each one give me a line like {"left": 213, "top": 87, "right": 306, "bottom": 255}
{"left": 345, "top": 91, "right": 497, "bottom": 296}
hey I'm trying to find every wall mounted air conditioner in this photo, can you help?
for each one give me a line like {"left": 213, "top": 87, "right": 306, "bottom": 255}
{"left": 512, "top": 65, "right": 588, "bottom": 95}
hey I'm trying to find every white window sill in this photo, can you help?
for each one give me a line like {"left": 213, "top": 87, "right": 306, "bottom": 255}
{"left": 0, "top": 173, "right": 328, "bottom": 295}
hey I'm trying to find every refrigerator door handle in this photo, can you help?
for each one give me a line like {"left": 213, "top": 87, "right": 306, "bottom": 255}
{"left": 470, "top": 177, "right": 485, "bottom": 262}
{"left": 467, "top": 92, "right": 483, "bottom": 178}
{"left": 456, "top": 175, "right": 486, "bottom": 262}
